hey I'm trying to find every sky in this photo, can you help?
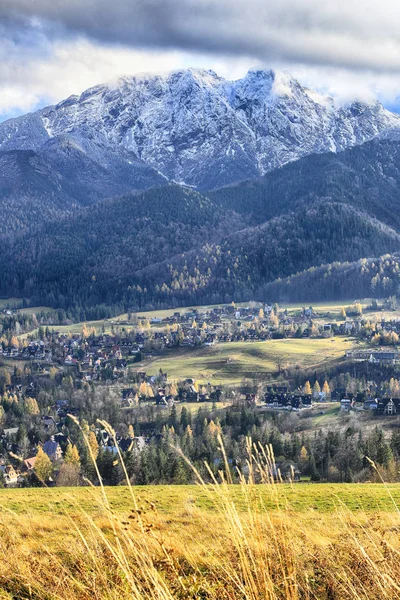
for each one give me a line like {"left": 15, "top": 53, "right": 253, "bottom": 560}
{"left": 1, "top": 0, "right": 400, "bottom": 121}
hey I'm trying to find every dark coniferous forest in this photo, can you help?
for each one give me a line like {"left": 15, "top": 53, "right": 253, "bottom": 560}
{"left": 2, "top": 138, "right": 400, "bottom": 314}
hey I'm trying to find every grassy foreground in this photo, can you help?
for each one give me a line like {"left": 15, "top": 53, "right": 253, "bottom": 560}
{"left": 1, "top": 476, "right": 400, "bottom": 599}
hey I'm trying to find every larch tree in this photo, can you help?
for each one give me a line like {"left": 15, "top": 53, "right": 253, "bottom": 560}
{"left": 322, "top": 381, "right": 331, "bottom": 398}
{"left": 88, "top": 431, "right": 99, "bottom": 461}
{"left": 299, "top": 446, "right": 309, "bottom": 463}
{"left": 64, "top": 444, "right": 81, "bottom": 468}
{"left": 24, "top": 396, "right": 40, "bottom": 415}
{"left": 35, "top": 447, "right": 53, "bottom": 483}
{"left": 313, "top": 381, "right": 321, "bottom": 398}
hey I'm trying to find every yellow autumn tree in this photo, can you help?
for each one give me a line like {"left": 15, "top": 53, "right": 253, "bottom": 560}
{"left": 269, "top": 314, "right": 279, "bottom": 328}
{"left": 10, "top": 336, "right": 19, "bottom": 348}
{"left": 24, "top": 396, "right": 40, "bottom": 415}
{"left": 64, "top": 444, "right": 81, "bottom": 468}
{"left": 88, "top": 431, "right": 99, "bottom": 461}
{"left": 313, "top": 381, "right": 321, "bottom": 397}
{"left": 208, "top": 420, "right": 222, "bottom": 436}
{"left": 139, "top": 381, "right": 148, "bottom": 397}
{"left": 304, "top": 381, "right": 312, "bottom": 395}
{"left": 322, "top": 381, "right": 331, "bottom": 397}
{"left": 35, "top": 447, "right": 53, "bottom": 482}
{"left": 299, "top": 446, "right": 308, "bottom": 463}
{"left": 168, "top": 383, "right": 178, "bottom": 397}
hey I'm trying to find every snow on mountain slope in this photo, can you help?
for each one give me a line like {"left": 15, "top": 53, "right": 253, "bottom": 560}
{"left": 0, "top": 68, "right": 399, "bottom": 190}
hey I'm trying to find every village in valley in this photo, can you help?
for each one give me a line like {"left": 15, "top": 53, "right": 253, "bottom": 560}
{"left": 1, "top": 297, "right": 400, "bottom": 487}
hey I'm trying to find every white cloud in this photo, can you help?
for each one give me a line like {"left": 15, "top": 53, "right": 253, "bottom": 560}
{"left": 2, "top": 0, "right": 400, "bottom": 71}
{"left": 1, "top": 1, "right": 400, "bottom": 117}
{"left": 0, "top": 39, "right": 192, "bottom": 116}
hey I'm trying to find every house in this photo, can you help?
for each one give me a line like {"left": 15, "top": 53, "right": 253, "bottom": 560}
{"left": 246, "top": 393, "right": 257, "bottom": 407}
{"left": 1, "top": 464, "right": 19, "bottom": 487}
{"left": 369, "top": 352, "right": 400, "bottom": 365}
{"left": 23, "top": 456, "right": 37, "bottom": 472}
{"left": 340, "top": 397, "right": 353, "bottom": 412}
{"left": 118, "top": 438, "right": 135, "bottom": 452}
{"left": 275, "top": 462, "right": 301, "bottom": 482}
{"left": 2, "top": 427, "right": 19, "bottom": 438}
{"left": 121, "top": 389, "right": 139, "bottom": 407}
{"left": 42, "top": 415, "right": 57, "bottom": 429}
{"left": 363, "top": 399, "right": 378, "bottom": 411}
{"left": 264, "top": 393, "right": 311, "bottom": 411}
{"left": 376, "top": 398, "right": 400, "bottom": 415}
{"left": 43, "top": 436, "right": 63, "bottom": 461}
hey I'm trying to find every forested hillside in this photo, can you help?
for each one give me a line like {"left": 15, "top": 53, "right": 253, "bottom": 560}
{"left": 2, "top": 138, "right": 400, "bottom": 312}
{"left": 261, "top": 254, "right": 400, "bottom": 302}
{"left": 138, "top": 202, "right": 400, "bottom": 306}
{"left": 0, "top": 185, "right": 240, "bottom": 313}
{"left": 0, "top": 140, "right": 164, "bottom": 234}
{"left": 211, "top": 139, "right": 400, "bottom": 228}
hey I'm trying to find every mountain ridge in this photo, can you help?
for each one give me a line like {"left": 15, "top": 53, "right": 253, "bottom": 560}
{"left": 1, "top": 67, "right": 399, "bottom": 193}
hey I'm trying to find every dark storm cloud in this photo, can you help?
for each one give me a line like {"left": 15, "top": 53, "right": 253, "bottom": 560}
{"left": 1, "top": 0, "right": 400, "bottom": 72}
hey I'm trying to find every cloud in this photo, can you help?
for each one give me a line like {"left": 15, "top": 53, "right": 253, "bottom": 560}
{"left": 0, "top": 34, "right": 196, "bottom": 116}
{"left": 1, "top": 0, "right": 400, "bottom": 72}
{"left": 0, "top": 1, "right": 400, "bottom": 118}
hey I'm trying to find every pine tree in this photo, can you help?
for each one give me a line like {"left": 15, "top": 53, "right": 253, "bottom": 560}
{"left": 173, "top": 458, "right": 190, "bottom": 484}
{"left": 304, "top": 381, "right": 312, "bottom": 395}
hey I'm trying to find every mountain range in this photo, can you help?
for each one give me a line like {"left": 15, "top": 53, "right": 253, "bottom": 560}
{"left": 1, "top": 68, "right": 400, "bottom": 313}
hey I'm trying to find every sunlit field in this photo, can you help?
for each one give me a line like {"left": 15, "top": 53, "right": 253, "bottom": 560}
{"left": 1, "top": 480, "right": 400, "bottom": 599}
{"left": 141, "top": 337, "right": 356, "bottom": 384}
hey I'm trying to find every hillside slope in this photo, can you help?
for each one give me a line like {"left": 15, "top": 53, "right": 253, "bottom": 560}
{"left": 1, "top": 198, "right": 398, "bottom": 311}
{"left": 211, "top": 139, "right": 400, "bottom": 229}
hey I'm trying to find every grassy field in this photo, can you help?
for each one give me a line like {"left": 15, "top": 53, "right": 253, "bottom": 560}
{"left": 0, "top": 297, "right": 23, "bottom": 309}
{"left": 16, "top": 305, "right": 54, "bottom": 316}
{"left": 1, "top": 482, "right": 400, "bottom": 599}
{"left": 1, "top": 483, "right": 400, "bottom": 514}
{"left": 141, "top": 337, "right": 356, "bottom": 384}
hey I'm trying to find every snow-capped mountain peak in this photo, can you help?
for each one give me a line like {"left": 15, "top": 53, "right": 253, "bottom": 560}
{"left": 0, "top": 67, "right": 399, "bottom": 190}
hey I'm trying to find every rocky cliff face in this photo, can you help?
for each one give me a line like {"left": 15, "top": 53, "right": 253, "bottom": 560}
{"left": 1, "top": 68, "right": 399, "bottom": 190}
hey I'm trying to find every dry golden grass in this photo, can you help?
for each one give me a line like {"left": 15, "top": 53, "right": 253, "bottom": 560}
{"left": 0, "top": 433, "right": 400, "bottom": 599}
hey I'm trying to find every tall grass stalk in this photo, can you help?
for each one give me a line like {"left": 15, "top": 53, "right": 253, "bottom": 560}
{"left": 0, "top": 422, "right": 399, "bottom": 599}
